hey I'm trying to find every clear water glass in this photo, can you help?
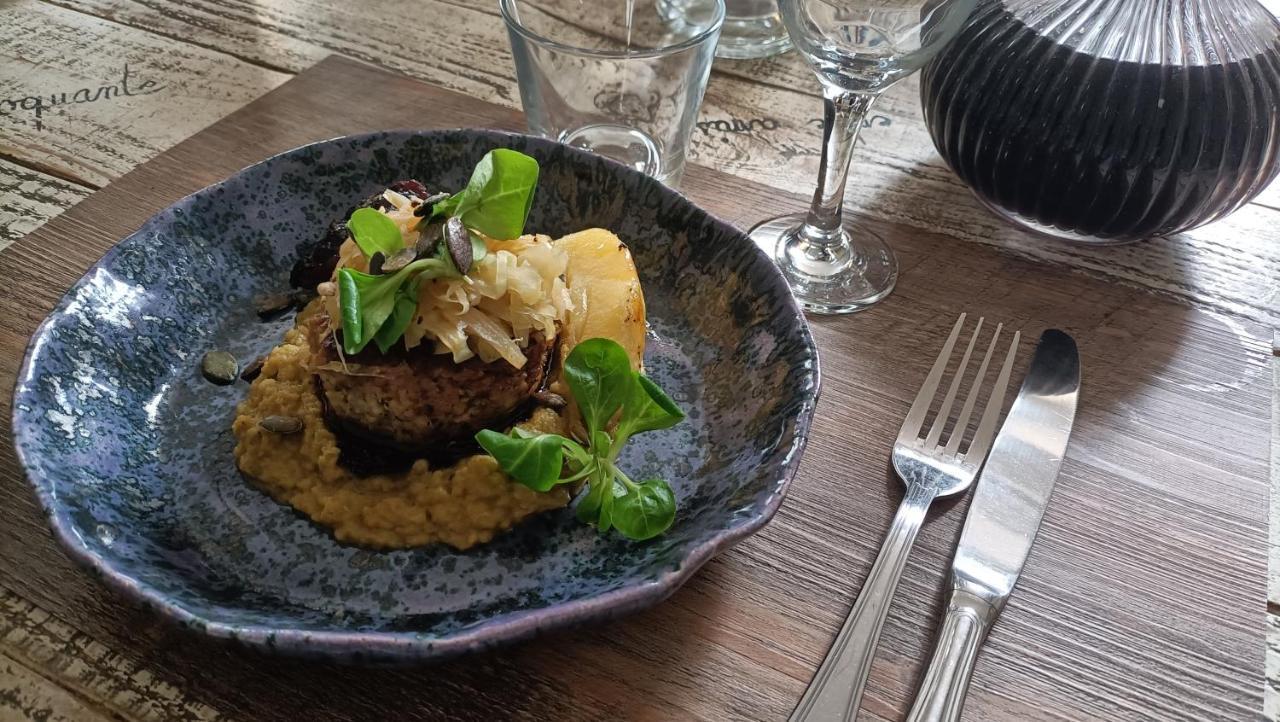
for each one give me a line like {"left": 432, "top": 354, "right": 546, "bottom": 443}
{"left": 749, "top": 0, "right": 976, "bottom": 314}
{"left": 501, "top": 0, "right": 724, "bottom": 187}
{"left": 660, "top": 0, "right": 791, "bottom": 58}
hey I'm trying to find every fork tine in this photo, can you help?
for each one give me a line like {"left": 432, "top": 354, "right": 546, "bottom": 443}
{"left": 898, "top": 314, "right": 966, "bottom": 444}
{"left": 944, "top": 323, "right": 1002, "bottom": 456}
{"left": 924, "top": 317, "right": 984, "bottom": 448}
{"left": 964, "top": 329, "right": 1021, "bottom": 463}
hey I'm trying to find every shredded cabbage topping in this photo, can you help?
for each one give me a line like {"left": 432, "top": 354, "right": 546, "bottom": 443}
{"left": 323, "top": 189, "right": 571, "bottom": 368}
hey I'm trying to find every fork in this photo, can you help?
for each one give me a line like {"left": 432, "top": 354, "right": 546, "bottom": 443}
{"left": 790, "top": 314, "right": 1020, "bottom": 722}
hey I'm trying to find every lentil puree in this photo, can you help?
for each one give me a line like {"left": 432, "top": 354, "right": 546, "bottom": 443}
{"left": 232, "top": 314, "right": 571, "bottom": 550}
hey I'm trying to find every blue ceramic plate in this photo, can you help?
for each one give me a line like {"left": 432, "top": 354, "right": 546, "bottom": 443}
{"left": 13, "top": 130, "right": 818, "bottom": 661}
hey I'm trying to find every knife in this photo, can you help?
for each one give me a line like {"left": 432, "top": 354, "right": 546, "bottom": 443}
{"left": 905, "top": 329, "right": 1080, "bottom": 722}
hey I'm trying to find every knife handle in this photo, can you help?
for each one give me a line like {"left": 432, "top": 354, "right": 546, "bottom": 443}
{"left": 789, "top": 484, "right": 934, "bottom": 722}
{"left": 905, "top": 589, "right": 999, "bottom": 722}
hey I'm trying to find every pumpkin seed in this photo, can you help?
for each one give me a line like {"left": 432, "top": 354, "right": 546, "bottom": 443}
{"left": 259, "top": 415, "right": 303, "bottom": 434}
{"left": 368, "top": 251, "right": 386, "bottom": 275}
{"left": 201, "top": 350, "right": 238, "bottom": 385}
{"left": 412, "top": 191, "right": 452, "bottom": 217}
{"left": 381, "top": 246, "right": 417, "bottom": 273}
{"left": 533, "top": 391, "right": 568, "bottom": 409}
{"left": 240, "top": 355, "right": 266, "bottom": 382}
{"left": 415, "top": 222, "right": 442, "bottom": 258}
{"left": 445, "top": 216, "right": 472, "bottom": 274}
{"left": 255, "top": 293, "right": 295, "bottom": 319}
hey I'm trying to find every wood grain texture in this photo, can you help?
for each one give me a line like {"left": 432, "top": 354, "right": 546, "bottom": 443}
{"left": 1272, "top": 344, "right": 1280, "bottom": 716}
{"left": 0, "top": 653, "right": 114, "bottom": 722}
{"left": 0, "top": 161, "right": 90, "bottom": 250}
{"left": 0, "top": 588, "right": 221, "bottom": 722}
{"left": 1270, "top": 613, "right": 1280, "bottom": 721}
{"left": 17, "top": 0, "right": 1280, "bottom": 327}
{"left": 1272, "top": 347, "right": 1280, "bottom": 611}
{"left": 0, "top": 57, "right": 1268, "bottom": 721}
{"left": 0, "top": 0, "right": 289, "bottom": 187}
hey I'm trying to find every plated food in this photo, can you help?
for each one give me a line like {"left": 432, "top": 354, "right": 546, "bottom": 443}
{"left": 232, "top": 150, "right": 683, "bottom": 550}
{"left": 14, "top": 129, "right": 816, "bottom": 660}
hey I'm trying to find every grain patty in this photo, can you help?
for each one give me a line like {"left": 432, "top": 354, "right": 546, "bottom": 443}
{"left": 306, "top": 311, "right": 554, "bottom": 463}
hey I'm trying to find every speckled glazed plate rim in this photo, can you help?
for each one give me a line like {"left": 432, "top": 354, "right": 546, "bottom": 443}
{"left": 13, "top": 128, "right": 821, "bottom": 660}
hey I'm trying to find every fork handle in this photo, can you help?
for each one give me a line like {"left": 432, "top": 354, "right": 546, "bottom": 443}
{"left": 904, "top": 589, "right": 998, "bottom": 722}
{"left": 789, "top": 484, "right": 935, "bottom": 722}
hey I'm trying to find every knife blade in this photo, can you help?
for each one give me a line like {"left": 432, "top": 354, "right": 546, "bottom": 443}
{"left": 906, "top": 329, "right": 1080, "bottom": 722}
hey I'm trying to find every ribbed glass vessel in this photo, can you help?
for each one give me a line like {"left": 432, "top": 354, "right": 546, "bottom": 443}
{"left": 920, "top": 0, "right": 1280, "bottom": 244}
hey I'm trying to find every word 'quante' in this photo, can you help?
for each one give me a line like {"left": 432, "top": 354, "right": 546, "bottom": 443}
{"left": 1, "top": 65, "right": 164, "bottom": 131}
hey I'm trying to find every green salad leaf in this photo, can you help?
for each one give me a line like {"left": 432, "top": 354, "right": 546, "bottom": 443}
{"left": 616, "top": 373, "right": 685, "bottom": 441}
{"left": 337, "top": 259, "right": 450, "bottom": 355}
{"left": 611, "top": 479, "right": 676, "bottom": 541}
{"left": 469, "top": 230, "right": 489, "bottom": 263}
{"left": 475, "top": 430, "right": 570, "bottom": 492}
{"left": 562, "top": 338, "right": 633, "bottom": 433}
{"left": 437, "top": 149, "right": 539, "bottom": 240}
{"left": 476, "top": 338, "right": 684, "bottom": 541}
{"left": 372, "top": 280, "right": 421, "bottom": 354}
{"left": 596, "top": 476, "right": 619, "bottom": 533}
{"left": 575, "top": 476, "right": 607, "bottom": 524}
{"left": 347, "top": 207, "right": 404, "bottom": 258}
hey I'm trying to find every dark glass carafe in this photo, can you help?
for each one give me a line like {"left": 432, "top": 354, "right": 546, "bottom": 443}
{"left": 920, "top": 0, "right": 1280, "bottom": 244}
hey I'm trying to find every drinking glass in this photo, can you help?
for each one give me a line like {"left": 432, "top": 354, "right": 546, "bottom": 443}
{"left": 660, "top": 0, "right": 791, "bottom": 58}
{"left": 749, "top": 0, "right": 976, "bottom": 314}
{"left": 501, "top": 0, "right": 724, "bottom": 187}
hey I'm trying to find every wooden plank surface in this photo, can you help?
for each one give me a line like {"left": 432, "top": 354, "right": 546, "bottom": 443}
{"left": 0, "top": 0, "right": 289, "bottom": 187}
{"left": 0, "top": 56, "right": 1269, "bottom": 721}
{"left": 0, "top": 590, "right": 221, "bottom": 722}
{"left": 1271, "top": 342, "right": 1280, "bottom": 720}
{"left": 0, "top": 161, "right": 89, "bottom": 251}
{"left": 0, "top": 656, "right": 115, "bottom": 722}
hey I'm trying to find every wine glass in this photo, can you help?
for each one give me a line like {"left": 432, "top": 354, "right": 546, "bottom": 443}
{"left": 750, "top": 0, "right": 976, "bottom": 314}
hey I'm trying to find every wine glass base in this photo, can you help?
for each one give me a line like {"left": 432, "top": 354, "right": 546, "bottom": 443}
{"left": 748, "top": 213, "right": 898, "bottom": 315}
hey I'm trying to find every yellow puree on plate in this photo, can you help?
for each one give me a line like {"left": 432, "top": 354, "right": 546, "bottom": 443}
{"left": 231, "top": 318, "right": 571, "bottom": 551}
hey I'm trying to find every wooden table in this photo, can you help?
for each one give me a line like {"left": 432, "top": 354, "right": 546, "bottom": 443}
{"left": 0, "top": 2, "right": 1277, "bottom": 720}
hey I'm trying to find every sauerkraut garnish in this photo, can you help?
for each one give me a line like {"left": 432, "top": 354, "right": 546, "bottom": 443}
{"left": 326, "top": 149, "right": 556, "bottom": 363}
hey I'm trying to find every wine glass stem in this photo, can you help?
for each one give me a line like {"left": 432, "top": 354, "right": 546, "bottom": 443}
{"left": 803, "top": 87, "right": 876, "bottom": 251}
